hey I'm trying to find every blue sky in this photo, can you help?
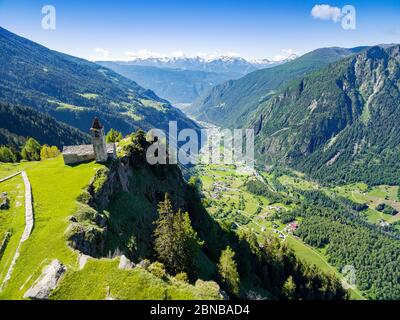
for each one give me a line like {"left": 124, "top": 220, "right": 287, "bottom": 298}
{"left": 0, "top": 0, "right": 399, "bottom": 60}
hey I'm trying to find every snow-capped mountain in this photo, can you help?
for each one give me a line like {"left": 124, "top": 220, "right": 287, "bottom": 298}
{"left": 111, "top": 54, "right": 298, "bottom": 77}
{"left": 251, "top": 53, "right": 298, "bottom": 68}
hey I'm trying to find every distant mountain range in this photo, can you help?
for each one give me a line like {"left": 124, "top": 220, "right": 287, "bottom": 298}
{"left": 96, "top": 55, "right": 297, "bottom": 105}
{"left": 105, "top": 55, "right": 297, "bottom": 77}
{"left": 187, "top": 47, "right": 367, "bottom": 128}
{"left": 0, "top": 27, "right": 198, "bottom": 140}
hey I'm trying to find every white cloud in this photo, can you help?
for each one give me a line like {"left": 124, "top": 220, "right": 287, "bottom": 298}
{"left": 125, "top": 49, "right": 162, "bottom": 60}
{"left": 224, "top": 51, "right": 241, "bottom": 58}
{"left": 169, "top": 51, "right": 185, "bottom": 58}
{"left": 88, "top": 48, "right": 111, "bottom": 61}
{"left": 272, "top": 48, "right": 298, "bottom": 62}
{"left": 123, "top": 50, "right": 186, "bottom": 60}
{"left": 196, "top": 52, "right": 217, "bottom": 61}
{"left": 89, "top": 49, "right": 165, "bottom": 61}
{"left": 311, "top": 4, "right": 342, "bottom": 23}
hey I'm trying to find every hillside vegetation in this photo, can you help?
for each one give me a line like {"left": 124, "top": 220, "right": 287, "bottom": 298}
{"left": 0, "top": 27, "right": 197, "bottom": 135}
{"left": 252, "top": 45, "right": 400, "bottom": 185}
{"left": 0, "top": 102, "right": 89, "bottom": 148}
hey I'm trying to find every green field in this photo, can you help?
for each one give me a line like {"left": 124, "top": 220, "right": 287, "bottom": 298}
{"left": 334, "top": 183, "right": 400, "bottom": 224}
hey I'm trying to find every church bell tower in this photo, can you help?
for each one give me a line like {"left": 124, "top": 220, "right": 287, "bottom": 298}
{"left": 91, "top": 117, "right": 108, "bottom": 163}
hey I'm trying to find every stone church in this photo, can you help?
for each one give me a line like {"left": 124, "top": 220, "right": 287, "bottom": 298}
{"left": 62, "top": 118, "right": 117, "bottom": 165}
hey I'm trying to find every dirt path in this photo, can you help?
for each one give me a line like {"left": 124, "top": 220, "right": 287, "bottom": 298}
{"left": 0, "top": 171, "right": 34, "bottom": 291}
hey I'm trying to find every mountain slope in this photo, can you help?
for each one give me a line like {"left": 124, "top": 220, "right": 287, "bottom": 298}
{"left": 0, "top": 102, "right": 90, "bottom": 148}
{"left": 96, "top": 62, "right": 234, "bottom": 104}
{"left": 0, "top": 27, "right": 197, "bottom": 135}
{"left": 188, "top": 47, "right": 366, "bottom": 128}
{"left": 0, "top": 133, "right": 347, "bottom": 300}
{"left": 252, "top": 45, "right": 400, "bottom": 185}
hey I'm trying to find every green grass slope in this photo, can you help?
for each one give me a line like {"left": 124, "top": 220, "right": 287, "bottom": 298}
{"left": 0, "top": 158, "right": 218, "bottom": 300}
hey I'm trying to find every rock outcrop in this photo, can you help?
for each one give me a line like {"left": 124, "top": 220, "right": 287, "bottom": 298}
{"left": 118, "top": 255, "right": 135, "bottom": 270}
{"left": 0, "top": 192, "right": 9, "bottom": 210}
{"left": 23, "top": 260, "right": 66, "bottom": 300}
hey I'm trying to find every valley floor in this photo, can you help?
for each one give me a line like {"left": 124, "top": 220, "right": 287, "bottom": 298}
{"left": 194, "top": 161, "right": 367, "bottom": 300}
{"left": 192, "top": 123, "right": 400, "bottom": 300}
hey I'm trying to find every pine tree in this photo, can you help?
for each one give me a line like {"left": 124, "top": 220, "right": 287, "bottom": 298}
{"left": 282, "top": 276, "right": 296, "bottom": 299}
{"left": 153, "top": 193, "right": 201, "bottom": 274}
{"left": 106, "top": 128, "right": 123, "bottom": 143}
{"left": 218, "top": 246, "right": 240, "bottom": 295}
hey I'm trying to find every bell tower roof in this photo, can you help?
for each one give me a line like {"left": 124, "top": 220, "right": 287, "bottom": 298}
{"left": 91, "top": 117, "right": 103, "bottom": 130}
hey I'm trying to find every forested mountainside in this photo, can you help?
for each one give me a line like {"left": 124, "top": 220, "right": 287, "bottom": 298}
{"left": 0, "top": 102, "right": 89, "bottom": 148}
{"left": 252, "top": 45, "right": 400, "bottom": 185}
{"left": 96, "top": 62, "right": 233, "bottom": 104}
{"left": 0, "top": 27, "right": 197, "bottom": 135}
{"left": 188, "top": 47, "right": 366, "bottom": 128}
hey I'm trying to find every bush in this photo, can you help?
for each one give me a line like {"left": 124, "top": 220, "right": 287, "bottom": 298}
{"left": 91, "top": 168, "right": 109, "bottom": 193}
{"left": 0, "top": 146, "right": 18, "bottom": 163}
{"left": 375, "top": 203, "right": 386, "bottom": 212}
{"left": 40, "top": 145, "right": 60, "bottom": 159}
{"left": 383, "top": 205, "right": 398, "bottom": 216}
{"left": 77, "top": 190, "right": 91, "bottom": 204}
{"left": 148, "top": 262, "right": 167, "bottom": 279}
{"left": 375, "top": 203, "right": 398, "bottom": 215}
{"left": 174, "top": 272, "right": 189, "bottom": 283}
{"left": 194, "top": 280, "right": 223, "bottom": 300}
